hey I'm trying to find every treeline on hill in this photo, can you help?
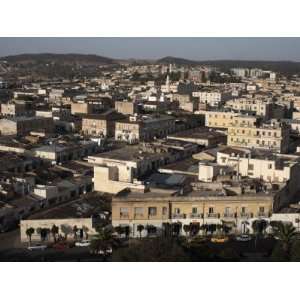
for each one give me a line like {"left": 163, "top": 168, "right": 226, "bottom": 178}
{"left": 158, "top": 56, "right": 300, "bottom": 77}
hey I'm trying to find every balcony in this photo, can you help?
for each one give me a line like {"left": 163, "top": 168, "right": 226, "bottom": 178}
{"left": 172, "top": 213, "right": 186, "bottom": 219}
{"left": 223, "top": 213, "right": 235, "bottom": 218}
{"left": 207, "top": 213, "right": 220, "bottom": 219}
{"left": 258, "top": 212, "right": 269, "bottom": 218}
{"left": 189, "top": 213, "right": 202, "bottom": 219}
{"left": 240, "top": 213, "right": 253, "bottom": 218}
{"left": 134, "top": 214, "right": 144, "bottom": 219}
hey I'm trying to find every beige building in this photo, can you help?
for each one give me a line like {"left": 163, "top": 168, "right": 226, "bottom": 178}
{"left": 202, "top": 110, "right": 238, "bottom": 129}
{"left": 115, "top": 100, "right": 138, "bottom": 115}
{"left": 225, "top": 98, "right": 273, "bottom": 120}
{"left": 112, "top": 190, "right": 274, "bottom": 237}
{"left": 0, "top": 117, "right": 54, "bottom": 136}
{"left": 216, "top": 148, "right": 300, "bottom": 183}
{"left": 88, "top": 145, "right": 175, "bottom": 194}
{"left": 227, "top": 117, "right": 290, "bottom": 153}
{"left": 1, "top": 102, "right": 27, "bottom": 117}
{"left": 115, "top": 115, "right": 176, "bottom": 144}
{"left": 198, "top": 91, "right": 232, "bottom": 107}
{"left": 82, "top": 111, "right": 125, "bottom": 137}
{"left": 71, "top": 101, "right": 93, "bottom": 115}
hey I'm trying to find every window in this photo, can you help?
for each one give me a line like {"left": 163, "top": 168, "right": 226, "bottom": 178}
{"left": 224, "top": 207, "right": 230, "bottom": 214}
{"left": 134, "top": 207, "right": 144, "bottom": 216}
{"left": 192, "top": 207, "right": 197, "bottom": 214}
{"left": 174, "top": 208, "right": 181, "bottom": 214}
{"left": 120, "top": 207, "right": 129, "bottom": 217}
{"left": 209, "top": 207, "right": 214, "bottom": 214}
{"left": 162, "top": 207, "right": 168, "bottom": 215}
{"left": 268, "top": 164, "right": 272, "bottom": 169}
{"left": 259, "top": 207, "right": 265, "bottom": 213}
{"left": 148, "top": 207, "right": 157, "bottom": 216}
{"left": 241, "top": 207, "right": 246, "bottom": 214}
{"left": 248, "top": 164, "right": 254, "bottom": 170}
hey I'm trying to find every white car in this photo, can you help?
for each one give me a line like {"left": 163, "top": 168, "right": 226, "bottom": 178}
{"left": 236, "top": 234, "right": 252, "bottom": 242}
{"left": 75, "top": 240, "right": 91, "bottom": 247}
{"left": 27, "top": 244, "right": 47, "bottom": 251}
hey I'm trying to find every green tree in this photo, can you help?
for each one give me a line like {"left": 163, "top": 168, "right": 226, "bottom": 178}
{"left": 26, "top": 227, "right": 35, "bottom": 245}
{"left": 82, "top": 226, "right": 89, "bottom": 240}
{"left": 183, "top": 224, "right": 191, "bottom": 237}
{"left": 272, "top": 222, "right": 296, "bottom": 254}
{"left": 252, "top": 219, "right": 268, "bottom": 248}
{"left": 73, "top": 225, "right": 78, "bottom": 240}
{"left": 137, "top": 224, "right": 145, "bottom": 239}
{"left": 60, "top": 224, "right": 72, "bottom": 240}
{"left": 50, "top": 225, "right": 59, "bottom": 243}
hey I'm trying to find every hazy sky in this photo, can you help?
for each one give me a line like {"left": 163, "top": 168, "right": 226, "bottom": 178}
{"left": 0, "top": 37, "right": 300, "bottom": 61}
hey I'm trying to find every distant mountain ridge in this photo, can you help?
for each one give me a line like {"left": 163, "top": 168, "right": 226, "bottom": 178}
{"left": 0, "top": 53, "right": 118, "bottom": 65}
{"left": 1, "top": 53, "right": 300, "bottom": 76}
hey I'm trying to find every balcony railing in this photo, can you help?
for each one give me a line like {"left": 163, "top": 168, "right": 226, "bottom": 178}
{"left": 172, "top": 213, "right": 186, "bottom": 219}
{"left": 258, "top": 212, "right": 269, "bottom": 218}
{"left": 207, "top": 213, "right": 220, "bottom": 218}
{"left": 223, "top": 213, "right": 235, "bottom": 218}
{"left": 189, "top": 213, "right": 203, "bottom": 219}
{"left": 240, "top": 213, "right": 253, "bottom": 218}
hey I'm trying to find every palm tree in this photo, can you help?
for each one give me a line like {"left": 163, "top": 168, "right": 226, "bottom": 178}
{"left": 90, "top": 225, "right": 119, "bottom": 259}
{"left": 272, "top": 222, "right": 297, "bottom": 253}
{"left": 82, "top": 226, "right": 89, "bottom": 240}
{"left": 241, "top": 220, "right": 250, "bottom": 234}
{"left": 172, "top": 222, "right": 182, "bottom": 237}
{"left": 50, "top": 225, "right": 59, "bottom": 243}
{"left": 26, "top": 227, "right": 35, "bottom": 245}
{"left": 183, "top": 224, "right": 191, "bottom": 237}
{"left": 252, "top": 219, "right": 268, "bottom": 248}
{"left": 60, "top": 224, "right": 72, "bottom": 240}
{"left": 137, "top": 224, "right": 144, "bottom": 239}
{"left": 73, "top": 225, "right": 78, "bottom": 240}
{"left": 36, "top": 227, "right": 42, "bottom": 241}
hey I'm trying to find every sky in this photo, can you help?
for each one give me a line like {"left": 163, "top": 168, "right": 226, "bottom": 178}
{"left": 0, "top": 37, "right": 300, "bottom": 61}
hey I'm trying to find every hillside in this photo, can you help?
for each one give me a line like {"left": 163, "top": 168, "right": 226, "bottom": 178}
{"left": 157, "top": 56, "right": 300, "bottom": 75}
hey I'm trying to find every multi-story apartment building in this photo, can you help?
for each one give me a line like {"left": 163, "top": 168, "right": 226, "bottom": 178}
{"left": 115, "top": 100, "right": 139, "bottom": 115}
{"left": 111, "top": 189, "right": 274, "bottom": 237}
{"left": 227, "top": 117, "right": 290, "bottom": 153}
{"left": 198, "top": 91, "right": 232, "bottom": 107}
{"left": 216, "top": 147, "right": 300, "bottom": 183}
{"left": 202, "top": 110, "right": 238, "bottom": 129}
{"left": 115, "top": 115, "right": 176, "bottom": 144}
{"left": 225, "top": 98, "right": 273, "bottom": 120}
{"left": 81, "top": 111, "right": 125, "bottom": 137}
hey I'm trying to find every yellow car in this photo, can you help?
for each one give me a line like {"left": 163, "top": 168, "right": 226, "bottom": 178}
{"left": 211, "top": 236, "right": 229, "bottom": 243}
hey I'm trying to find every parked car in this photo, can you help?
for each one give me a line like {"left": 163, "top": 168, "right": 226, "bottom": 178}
{"left": 236, "top": 234, "right": 252, "bottom": 242}
{"left": 75, "top": 240, "right": 91, "bottom": 247}
{"left": 211, "top": 236, "right": 229, "bottom": 243}
{"left": 90, "top": 247, "right": 112, "bottom": 255}
{"left": 27, "top": 244, "right": 47, "bottom": 251}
